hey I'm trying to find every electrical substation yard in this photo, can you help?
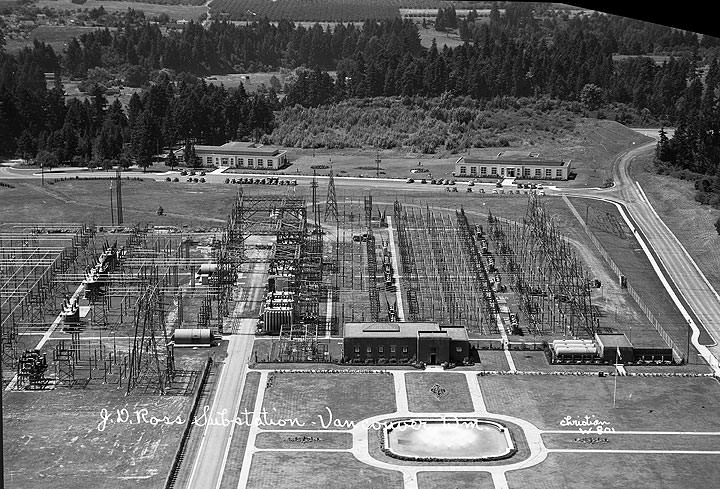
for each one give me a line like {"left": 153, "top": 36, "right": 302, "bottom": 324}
{"left": 2, "top": 181, "right": 716, "bottom": 489}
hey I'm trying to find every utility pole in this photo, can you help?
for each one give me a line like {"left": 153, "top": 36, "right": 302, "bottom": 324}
{"left": 375, "top": 150, "right": 381, "bottom": 178}
{"left": 110, "top": 181, "right": 115, "bottom": 226}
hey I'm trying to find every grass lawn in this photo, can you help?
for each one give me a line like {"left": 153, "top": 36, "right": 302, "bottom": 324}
{"left": 478, "top": 375, "right": 720, "bottom": 432}
{"left": 246, "top": 451, "right": 403, "bottom": 489}
{"left": 405, "top": 372, "right": 474, "bottom": 413}
{"left": 475, "top": 349, "right": 511, "bottom": 371}
{"left": 0, "top": 178, "right": 238, "bottom": 227}
{"left": 261, "top": 372, "right": 396, "bottom": 429}
{"left": 217, "top": 371, "right": 261, "bottom": 489}
{"left": 417, "top": 471, "right": 494, "bottom": 489}
{"left": 254, "top": 431, "right": 353, "bottom": 449}
{"left": 4, "top": 387, "right": 191, "bottom": 489}
{"left": 508, "top": 452, "right": 720, "bottom": 489}
{"left": 542, "top": 433, "right": 720, "bottom": 451}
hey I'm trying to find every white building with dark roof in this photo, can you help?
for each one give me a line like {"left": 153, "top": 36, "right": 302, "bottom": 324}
{"left": 194, "top": 142, "right": 288, "bottom": 170}
{"left": 455, "top": 151, "right": 571, "bottom": 180}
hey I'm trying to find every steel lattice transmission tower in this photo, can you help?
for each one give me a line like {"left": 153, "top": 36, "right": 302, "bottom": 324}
{"left": 325, "top": 170, "right": 338, "bottom": 222}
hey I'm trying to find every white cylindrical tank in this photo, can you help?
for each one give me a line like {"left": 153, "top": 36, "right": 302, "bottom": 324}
{"left": 173, "top": 328, "right": 214, "bottom": 347}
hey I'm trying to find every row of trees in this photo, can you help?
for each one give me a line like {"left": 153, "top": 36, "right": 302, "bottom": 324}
{"left": 0, "top": 35, "right": 277, "bottom": 166}
{"left": 654, "top": 58, "right": 720, "bottom": 208}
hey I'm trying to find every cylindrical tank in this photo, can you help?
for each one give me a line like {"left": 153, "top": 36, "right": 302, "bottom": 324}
{"left": 173, "top": 328, "right": 214, "bottom": 347}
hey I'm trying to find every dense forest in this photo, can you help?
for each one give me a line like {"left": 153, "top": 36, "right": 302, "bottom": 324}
{"left": 1, "top": 4, "right": 720, "bottom": 169}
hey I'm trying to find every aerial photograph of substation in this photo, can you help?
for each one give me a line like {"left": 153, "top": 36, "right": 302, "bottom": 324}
{"left": 2, "top": 1, "right": 720, "bottom": 488}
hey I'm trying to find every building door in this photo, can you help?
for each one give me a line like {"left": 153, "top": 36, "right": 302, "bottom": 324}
{"left": 430, "top": 353, "right": 437, "bottom": 365}
{"left": 507, "top": 168, "right": 515, "bottom": 177}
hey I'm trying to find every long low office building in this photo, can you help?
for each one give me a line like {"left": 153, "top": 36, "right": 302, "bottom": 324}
{"left": 455, "top": 151, "right": 571, "bottom": 180}
{"left": 194, "top": 141, "right": 288, "bottom": 169}
{"left": 343, "top": 322, "right": 469, "bottom": 365}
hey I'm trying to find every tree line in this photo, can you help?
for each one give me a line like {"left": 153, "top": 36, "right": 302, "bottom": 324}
{"left": 2, "top": 5, "right": 720, "bottom": 166}
{"left": 0, "top": 38, "right": 276, "bottom": 167}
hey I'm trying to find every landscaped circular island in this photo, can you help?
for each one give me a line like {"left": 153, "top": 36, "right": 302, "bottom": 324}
{"left": 382, "top": 418, "right": 516, "bottom": 462}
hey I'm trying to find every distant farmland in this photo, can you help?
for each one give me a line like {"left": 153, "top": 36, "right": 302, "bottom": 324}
{"left": 209, "top": 0, "right": 494, "bottom": 21}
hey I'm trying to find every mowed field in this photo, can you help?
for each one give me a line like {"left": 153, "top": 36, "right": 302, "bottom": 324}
{"left": 4, "top": 387, "right": 192, "bottom": 489}
{"left": 232, "top": 371, "right": 720, "bottom": 489}
{"left": 35, "top": 0, "right": 208, "bottom": 19}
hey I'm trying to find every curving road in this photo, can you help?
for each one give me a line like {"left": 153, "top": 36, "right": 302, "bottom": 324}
{"left": 562, "top": 132, "right": 720, "bottom": 372}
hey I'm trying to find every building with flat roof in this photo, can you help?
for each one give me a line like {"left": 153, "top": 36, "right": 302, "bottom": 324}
{"left": 455, "top": 151, "right": 571, "bottom": 180}
{"left": 343, "top": 322, "right": 469, "bottom": 365}
{"left": 594, "top": 333, "right": 634, "bottom": 364}
{"left": 192, "top": 141, "right": 288, "bottom": 170}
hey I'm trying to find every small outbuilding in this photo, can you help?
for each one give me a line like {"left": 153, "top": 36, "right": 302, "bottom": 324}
{"left": 594, "top": 333, "right": 634, "bottom": 364}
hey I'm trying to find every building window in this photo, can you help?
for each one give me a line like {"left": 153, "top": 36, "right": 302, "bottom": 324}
{"left": 545, "top": 169, "right": 552, "bottom": 178}
{"left": 490, "top": 167, "right": 497, "bottom": 175}
{"left": 535, "top": 168, "right": 541, "bottom": 177}
{"left": 257, "top": 160, "right": 264, "bottom": 168}
{"left": 402, "top": 346, "right": 408, "bottom": 353}
{"left": 378, "top": 346, "right": 384, "bottom": 354}
{"left": 556, "top": 169, "right": 563, "bottom": 178}
{"left": 267, "top": 159, "right": 273, "bottom": 167}
{"left": 500, "top": 168, "right": 505, "bottom": 175}
{"left": 523, "top": 168, "right": 531, "bottom": 177}
{"left": 456, "top": 346, "right": 463, "bottom": 353}
{"left": 248, "top": 158, "right": 254, "bottom": 167}
{"left": 390, "top": 345, "right": 396, "bottom": 353}
{"left": 459, "top": 166, "right": 466, "bottom": 175}
{"left": 479, "top": 167, "right": 486, "bottom": 176}
{"left": 354, "top": 346, "right": 360, "bottom": 353}
{"left": 206, "top": 156, "right": 212, "bottom": 165}
{"left": 238, "top": 158, "right": 244, "bottom": 166}
{"left": 221, "top": 157, "right": 228, "bottom": 166}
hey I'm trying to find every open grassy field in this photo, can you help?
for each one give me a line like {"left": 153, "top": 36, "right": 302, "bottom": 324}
{"left": 0, "top": 178, "right": 238, "bottom": 227}
{"left": 246, "top": 451, "right": 403, "bottom": 489}
{"left": 260, "top": 372, "right": 397, "bottom": 429}
{"left": 478, "top": 375, "right": 720, "bottom": 431}
{"left": 417, "top": 25, "right": 466, "bottom": 49}
{"left": 405, "top": 372, "right": 474, "bottom": 412}
{"left": 35, "top": 0, "right": 207, "bottom": 19}
{"left": 508, "top": 452, "right": 720, "bottom": 489}
{"left": 4, "top": 25, "right": 111, "bottom": 53}
{"left": 4, "top": 387, "right": 191, "bottom": 489}
{"left": 418, "top": 471, "right": 494, "bottom": 489}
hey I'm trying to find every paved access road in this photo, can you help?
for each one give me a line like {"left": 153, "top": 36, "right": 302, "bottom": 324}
{"left": 562, "top": 132, "right": 720, "bottom": 372}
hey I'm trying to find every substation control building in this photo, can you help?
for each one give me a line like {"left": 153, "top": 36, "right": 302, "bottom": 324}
{"left": 343, "top": 322, "right": 470, "bottom": 365}
{"left": 455, "top": 151, "right": 571, "bottom": 180}
{"left": 193, "top": 142, "right": 288, "bottom": 169}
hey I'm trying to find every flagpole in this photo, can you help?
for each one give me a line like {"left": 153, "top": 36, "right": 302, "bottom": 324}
{"left": 613, "top": 371, "right": 617, "bottom": 408}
